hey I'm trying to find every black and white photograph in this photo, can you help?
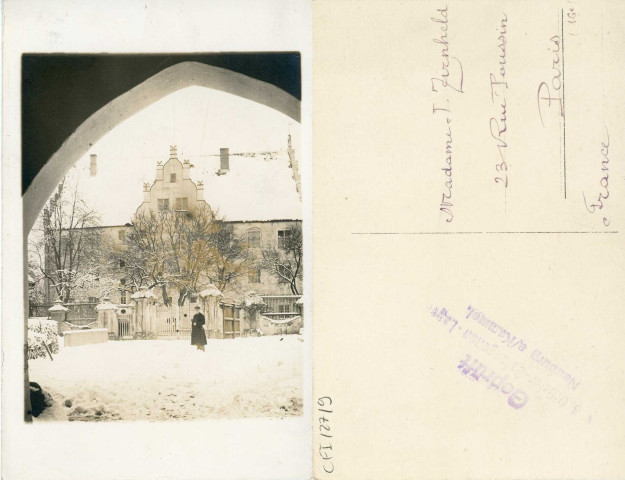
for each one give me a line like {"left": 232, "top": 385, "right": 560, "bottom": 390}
{"left": 24, "top": 54, "right": 305, "bottom": 422}
{"left": 3, "top": 3, "right": 312, "bottom": 479}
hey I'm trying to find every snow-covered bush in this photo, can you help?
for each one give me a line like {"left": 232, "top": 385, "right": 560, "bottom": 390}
{"left": 28, "top": 318, "right": 60, "bottom": 360}
{"left": 243, "top": 292, "right": 266, "bottom": 334}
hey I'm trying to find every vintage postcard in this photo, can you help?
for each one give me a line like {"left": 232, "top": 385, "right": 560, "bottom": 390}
{"left": 4, "top": 0, "right": 625, "bottom": 479}
{"left": 312, "top": 0, "right": 624, "bottom": 479}
{"left": 2, "top": 1, "right": 311, "bottom": 480}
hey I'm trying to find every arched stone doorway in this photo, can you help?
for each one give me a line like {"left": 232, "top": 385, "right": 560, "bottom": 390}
{"left": 22, "top": 57, "right": 301, "bottom": 420}
{"left": 23, "top": 60, "right": 301, "bottom": 234}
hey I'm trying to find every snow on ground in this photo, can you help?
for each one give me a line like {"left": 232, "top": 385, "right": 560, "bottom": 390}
{"left": 29, "top": 336, "right": 303, "bottom": 422}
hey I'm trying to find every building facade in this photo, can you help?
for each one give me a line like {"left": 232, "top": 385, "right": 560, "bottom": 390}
{"left": 43, "top": 142, "right": 303, "bottom": 336}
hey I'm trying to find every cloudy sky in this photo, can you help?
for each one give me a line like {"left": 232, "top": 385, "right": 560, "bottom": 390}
{"left": 63, "top": 85, "right": 301, "bottom": 225}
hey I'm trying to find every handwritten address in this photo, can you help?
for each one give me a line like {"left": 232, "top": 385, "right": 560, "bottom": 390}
{"left": 431, "top": 5, "right": 464, "bottom": 223}
{"left": 582, "top": 128, "right": 611, "bottom": 227}
{"left": 489, "top": 14, "right": 509, "bottom": 190}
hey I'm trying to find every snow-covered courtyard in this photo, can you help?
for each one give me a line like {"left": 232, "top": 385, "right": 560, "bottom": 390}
{"left": 29, "top": 335, "right": 303, "bottom": 421}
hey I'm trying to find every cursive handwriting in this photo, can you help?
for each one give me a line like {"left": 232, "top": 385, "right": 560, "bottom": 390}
{"left": 431, "top": 5, "right": 463, "bottom": 223}
{"left": 434, "top": 102, "right": 454, "bottom": 222}
{"left": 537, "top": 35, "right": 564, "bottom": 126}
{"left": 582, "top": 128, "right": 610, "bottom": 226}
{"left": 490, "top": 14, "right": 509, "bottom": 189}
{"left": 431, "top": 6, "right": 465, "bottom": 94}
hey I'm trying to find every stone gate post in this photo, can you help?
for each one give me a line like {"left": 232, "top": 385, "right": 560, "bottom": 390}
{"left": 48, "top": 298, "right": 68, "bottom": 335}
{"left": 95, "top": 296, "right": 119, "bottom": 339}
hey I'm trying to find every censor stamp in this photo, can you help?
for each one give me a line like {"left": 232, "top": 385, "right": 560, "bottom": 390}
{"left": 429, "top": 304, "right": 586, "bottom": 417}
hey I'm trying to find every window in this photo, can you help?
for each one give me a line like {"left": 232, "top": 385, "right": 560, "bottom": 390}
{"left": 248, "top": 268, "right": 261, "bottom": 283}
{"left": 278, "top": 229, "right": 292, "bottom": 249}
{"left": 277, "top": 304, "right": 292, "bottom": 313}
{"left": 120, "top": 290, "right": 127, "bottom": 304}
{"left": 120, "top": 278, "right": 126, "bottom": 285}
{"left": 118, "top": 230, "right": 125, "bottom": 241}
{"left": 247, "top": 229, "right": 261, "bottom": 248}
{"left": 170, "top": 173, "right": 177, "bottom": 183}
{"left": 175, "top": 197, "right": 188, "bottom": 210}
{"left": 88, "top": 296, "right": 98, "bottom": 303}
{"left": 119, "top": 259, "right": 126, "bottom": 268}
{"left": 158, "top": 198, "right": 170, "bottom": 211}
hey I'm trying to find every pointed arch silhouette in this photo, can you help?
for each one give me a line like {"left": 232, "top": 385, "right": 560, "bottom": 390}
{"left": 23, "top": 61, "right": 301, "bottom": 233}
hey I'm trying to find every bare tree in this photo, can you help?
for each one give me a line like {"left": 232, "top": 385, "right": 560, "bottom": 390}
{"left": 261, "top": 224, "right": 303, "bottom": 295}
{"left": 27, "top": 263, "right": 47, "bottom": 306}
{"left": 121, "top": 205, "right": 218, "bottom": 306}
{"left": 207, "top": 221, "right": 255, "bottom": 293}
{"left": 28, "top": 177, "right": 104, "bottom": 303}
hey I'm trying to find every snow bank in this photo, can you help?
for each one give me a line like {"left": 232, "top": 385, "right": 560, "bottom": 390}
{"left": 29, "top": 336, "right": 303, "bottom": 422}
{"left": 260, "top": 315, "right": 301, "bottom": 325}
{"left": 64, "top": 328, "right": 109, "bottom": 347}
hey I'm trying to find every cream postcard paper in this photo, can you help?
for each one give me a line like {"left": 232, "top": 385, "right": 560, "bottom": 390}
{"left": 313, "top": 0, "right": 624, "bottom": 479}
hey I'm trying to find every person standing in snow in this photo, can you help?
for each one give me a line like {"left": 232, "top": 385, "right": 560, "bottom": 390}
{"left": 191, "top": 305, "right": 207, "bottom": 351}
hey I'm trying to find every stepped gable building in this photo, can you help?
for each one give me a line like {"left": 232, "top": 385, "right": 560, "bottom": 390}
{"left": 45, "top": 141, "right": 303, "bottom": 315}
{"left": 136, "top": 145, "right": 210, "bottom": 216}
{"left": 132, "top": 143, "right": 302, "bottom": 300}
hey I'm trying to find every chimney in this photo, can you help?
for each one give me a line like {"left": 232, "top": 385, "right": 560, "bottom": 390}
{"left": 220, "top": 148, "right": 229, "bottom": 172}
{"left": 183, "top": 159, "right": 191, "bottom": 180}
{"left": 90, "top": 154, "right": 97, "bottom": 176}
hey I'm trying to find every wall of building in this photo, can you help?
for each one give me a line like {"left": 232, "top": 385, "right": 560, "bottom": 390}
{"left": 226, "top": 220, "right": 303, "bottom": 300}
{"left": 43, "top": 148, "right": 302, "bottom": 307}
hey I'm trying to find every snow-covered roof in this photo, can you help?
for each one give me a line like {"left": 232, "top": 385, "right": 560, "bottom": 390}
{"left": 75, "top": 149, "right": 301, "bottom": 226}
{"left": 49, "top": 304, "right": 69, "bottom": 312}
{"left": 196, "top": 151, "right": 301, "bottom": 222}
{"left": 95, "top": 302, "right": 119, "bottom": 311}
{"left": 130, "top": 290, "right": 157, "bottom": 300}
{"left": 199, "top": 285, "right": 223, "bottom": 298}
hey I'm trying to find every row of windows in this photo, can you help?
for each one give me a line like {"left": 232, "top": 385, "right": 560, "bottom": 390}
{"left": 157, "top": 197, "right": 188, "bottom": 211}
{"left": 247, "top": 228, "right": 292, "bottom": 248}
{"left": 117, "top": 225, "right": 294, "bottom": 251}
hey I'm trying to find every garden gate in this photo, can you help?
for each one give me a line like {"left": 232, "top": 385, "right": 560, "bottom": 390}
{"left": 222, "top": 304, "right": 241, "bottom": 339}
